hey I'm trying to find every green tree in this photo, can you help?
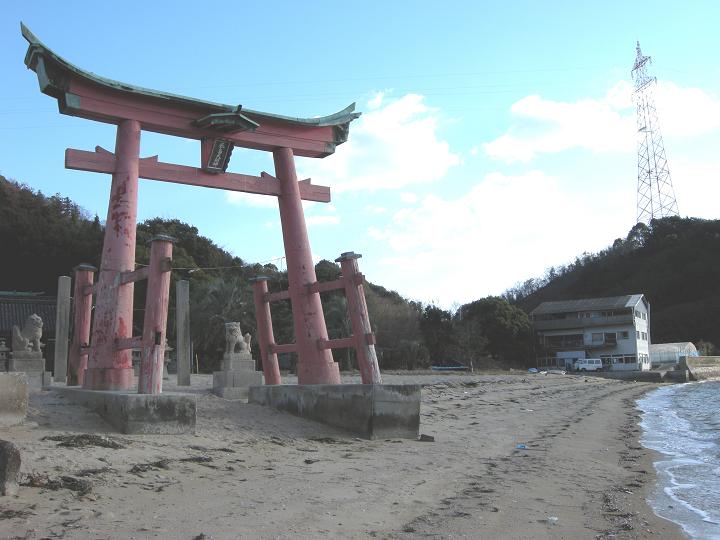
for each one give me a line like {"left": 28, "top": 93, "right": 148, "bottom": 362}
{"left": 419, "top": 305, "right": 454, "bottom": 365}
{"left": 458, "top": 297, "right": 531, "bottom": 366}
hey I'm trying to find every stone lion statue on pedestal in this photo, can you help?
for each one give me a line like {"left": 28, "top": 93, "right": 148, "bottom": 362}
{"left": 12, "top": 313, "right": 43, "bottom": 353}
{"left": 224, "top": 322, "right": 252, "bottom": 355}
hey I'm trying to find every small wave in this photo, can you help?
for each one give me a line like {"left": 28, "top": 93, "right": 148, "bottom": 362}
{"left": 639, "top": 382, "right": 720, "bottom": 539}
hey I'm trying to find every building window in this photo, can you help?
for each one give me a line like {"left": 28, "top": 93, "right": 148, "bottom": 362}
{"left": 592, "top": 333, "right": 603, "bottom": 343}
{"left": 620, "top": 331, "right": 629, "bottom": 339}
{"left": 642, "top": 312, "right": 647, "bottom": 320}
{"left": 641, "top": 332, "right": 647, "bottom": 341}
{"left": 635, "top": 309, "right": 641, "bottom": 318}
{"left": 604, "top": 332, "right": 617, "bottom": 344}
{"left": 636, "top": 330, "right": 640, "bottom": 339}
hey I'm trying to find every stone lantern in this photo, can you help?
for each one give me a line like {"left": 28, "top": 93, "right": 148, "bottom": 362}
{"left": 0, "top": 339, "right": 10, "bottom": 371}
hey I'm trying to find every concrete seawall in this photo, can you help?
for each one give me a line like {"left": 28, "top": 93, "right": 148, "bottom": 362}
{"left": 680, "top": 356, "right": 720, "bottom": 382}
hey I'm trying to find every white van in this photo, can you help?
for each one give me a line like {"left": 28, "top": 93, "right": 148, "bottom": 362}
{"left": 573, "top": 358, "right": 603, "bottom": 372}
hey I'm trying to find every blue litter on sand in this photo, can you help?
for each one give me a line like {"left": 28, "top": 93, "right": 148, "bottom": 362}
{"left": 516, "top": 443, "right": 527, "bottom": 449}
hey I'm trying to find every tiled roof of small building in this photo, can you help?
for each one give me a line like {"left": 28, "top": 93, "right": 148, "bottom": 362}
{"left": 530, "top": 294, "right": 645, "bottom": 316}
{"left": 0, "top": 294, "right": 57, "bottom": 337}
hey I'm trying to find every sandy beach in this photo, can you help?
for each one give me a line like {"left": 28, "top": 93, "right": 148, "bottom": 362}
{"left": 0, "top": 373, "right": 682, "bottom": 539}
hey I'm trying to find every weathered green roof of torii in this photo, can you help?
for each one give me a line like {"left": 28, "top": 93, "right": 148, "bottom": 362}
{"left": 21, "top": 23, "right": 360, "bottom": 157}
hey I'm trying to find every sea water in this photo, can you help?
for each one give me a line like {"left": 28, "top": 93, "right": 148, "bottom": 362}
{"left": 638, "top": 381, "right": 720, "bottom": 539}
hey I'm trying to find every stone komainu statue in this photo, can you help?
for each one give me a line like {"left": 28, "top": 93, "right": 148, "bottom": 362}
{"left": 12, "top": 313, "right": 43, "bottom": 352}
{"left": 224, "top": 322, "right": 252, "bottom": 355}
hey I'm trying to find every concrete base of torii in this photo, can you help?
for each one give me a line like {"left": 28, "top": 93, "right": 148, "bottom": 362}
{"left": 52, "top": 386, "right": 196, "bottom": 434}
{"left": 248, "top": 384, "right": 421, "bottom": 440}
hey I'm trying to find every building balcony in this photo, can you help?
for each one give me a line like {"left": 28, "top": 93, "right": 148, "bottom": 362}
{"left": 533, "top": 314, "right": 633, "bottom": 331}
{"left": 545, "top": 340, "right": 617, "bottom": 351}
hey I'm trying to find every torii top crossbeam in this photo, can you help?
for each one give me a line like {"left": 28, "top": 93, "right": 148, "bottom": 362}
{"left": 22, "top": 24, "right": 358, "bottom": 159}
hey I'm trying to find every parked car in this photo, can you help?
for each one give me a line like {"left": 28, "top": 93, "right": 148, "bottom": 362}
{"left": 572, "top": 358, "right": 603, "bottom": 372}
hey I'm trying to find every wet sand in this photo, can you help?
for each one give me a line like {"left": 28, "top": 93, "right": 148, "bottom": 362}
{"left": 0, "top": 373, "right": 683, "bottom": 539}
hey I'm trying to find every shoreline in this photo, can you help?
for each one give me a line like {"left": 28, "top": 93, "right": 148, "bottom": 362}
{"left": 613, "top": 388, "right": 687, "bottom": 539}
{"left": 1, "top": 373, "right": 685, "bottom": 539}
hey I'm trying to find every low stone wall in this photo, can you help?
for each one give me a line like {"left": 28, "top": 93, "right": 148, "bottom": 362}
{"left": 249, "top": 384, "right": 421, "bottom": 439}
{"left": 0, "top": 373, "right": 28, "bottom": 426}
{"left": 680, "top": 356, "right": 720, "bottom": 381}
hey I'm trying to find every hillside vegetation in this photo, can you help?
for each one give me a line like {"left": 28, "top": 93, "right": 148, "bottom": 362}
{"left": 2, "top": 174, "right": 714, "bottom": 369}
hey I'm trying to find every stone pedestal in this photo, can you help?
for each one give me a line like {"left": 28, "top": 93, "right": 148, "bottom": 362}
{"left": 8, "top": 352, "right": 52, "bottom": 389}
{"left": 0, "top": 373, "right": 28, "bottom": 426}
{"left": 213, "top": 352, "right": 263, "bottom": 399}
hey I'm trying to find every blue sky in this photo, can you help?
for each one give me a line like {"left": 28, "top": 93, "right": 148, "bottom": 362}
{"left": 2, "top": 2, "right": 719, "bottom": 307}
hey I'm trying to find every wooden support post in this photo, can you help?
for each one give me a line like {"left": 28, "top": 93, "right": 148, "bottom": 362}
{"left": 53, "top": 276, "right": 71, "bottom": 383}
{"left": 68, "top": 264, "right": 95, "bottom": 386}
{"left": 84, "top": 120, "right": 140, "bottom": 390}
{"left": 336, "top": 252, "right": 382, "bottom": 384}
{"left": 250, "top": 277, "right": 281, "bottom": 385}
{"left": 176, "top": 280, "right": 191, "bottom": 386}
{"left": 138, "top": 235, "right": 174, "bottom": 394}
{"left": 274, "top": 147, "right": 340, "bottom": 384}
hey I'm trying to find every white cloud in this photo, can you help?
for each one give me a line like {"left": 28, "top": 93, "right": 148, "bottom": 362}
{"left": 225, "top": 191, "right": 318, "bottom": 210}
{"left": 484, "top": 80, "right": 720, "bottom": 163}
{"left": 657, "top": 82, "right": 720, "bottom": 137}
{"left": 306, "top": 215, "right": 340, "bottom": 227}
{"left": 399, "top": 192, "right": 418, "bottom": 204}
{"left": 672, "top": 158, "right": 720, "bottom": 219}
{"left": 365, "top": 205, "right": 387, "bottom": 214}
{"left": 298, "top": 93, "right": 460, "bottom": 192}
{"left": 226, "top": 191, "right": 278, "bottom": 208}
{"left": 367, "top": 170, "right": 630, "bottom": 307}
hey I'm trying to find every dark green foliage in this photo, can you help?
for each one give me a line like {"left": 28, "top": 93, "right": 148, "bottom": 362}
{"left": 0, "top": 176, "right": 103, "bottom": 293}
{"left": 456, "top": 297, "right": 530, "bottom": 366}
{"left": 0, "top": 177, "right": 432, "bottom": 371}
{"left": 366, "top": 284, "right": 428, "bottom": 370}
{"left": 419, "top": 305, "right": 454, "bottom": 364}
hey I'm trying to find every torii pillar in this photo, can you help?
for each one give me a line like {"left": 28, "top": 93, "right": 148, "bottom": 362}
{"left": 83, "top": 120, "right": 140, "bottom": 390}
{"left": 274, "top": 148, "right": 340, "bottom": 384}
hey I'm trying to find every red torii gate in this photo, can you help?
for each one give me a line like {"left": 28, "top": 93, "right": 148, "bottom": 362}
{"left": 21, "top": 24, "right": 382, "bottom": 392}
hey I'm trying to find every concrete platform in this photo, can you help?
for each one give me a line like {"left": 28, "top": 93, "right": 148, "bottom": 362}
{"left": 24, "top": 371, "right": 53, "bottom": 389}
{"left": 53, "top": 386, "right": 196, "bottom": 435}
{"left": 249, "top": 384, "right": 421, "bottom": 439}
{"left": 0, "top": 373, "right": 28, "bottom": 426}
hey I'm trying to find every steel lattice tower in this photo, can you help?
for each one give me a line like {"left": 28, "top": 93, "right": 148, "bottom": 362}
{"left": 632, "top": 42, "right": 679, "bottom": 224}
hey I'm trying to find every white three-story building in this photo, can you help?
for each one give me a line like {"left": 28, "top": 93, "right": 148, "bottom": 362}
{"left": 531, "top": 294, "right": 651, "bottom": 371}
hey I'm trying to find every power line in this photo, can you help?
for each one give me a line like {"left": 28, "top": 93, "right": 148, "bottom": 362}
{"left": 134, "top": 256, "right": 286, "bottom": 272}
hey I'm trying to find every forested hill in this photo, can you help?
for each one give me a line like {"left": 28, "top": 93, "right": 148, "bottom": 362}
{"left": 7, "top": 173, "right": 716, "bottom": 367}
{"left": 506, "top": 217, "right": 720, "bottom": 349}
{"left": 0, "top": 175, "right": 427, "bottom": 371}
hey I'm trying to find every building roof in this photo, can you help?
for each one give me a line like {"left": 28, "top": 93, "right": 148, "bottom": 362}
{"left": 649, "top": 342, "right": 697, "bottom": 353}
{"left": 530, "top": 294, "right": 645, "bottom": 316}
{"left": 0, "top": 295, "right": 57, "bottom": 338}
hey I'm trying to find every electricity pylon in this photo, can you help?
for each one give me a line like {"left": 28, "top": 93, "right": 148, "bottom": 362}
{"left": 632, "top": 41, "right": 679, "bottom": 224}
